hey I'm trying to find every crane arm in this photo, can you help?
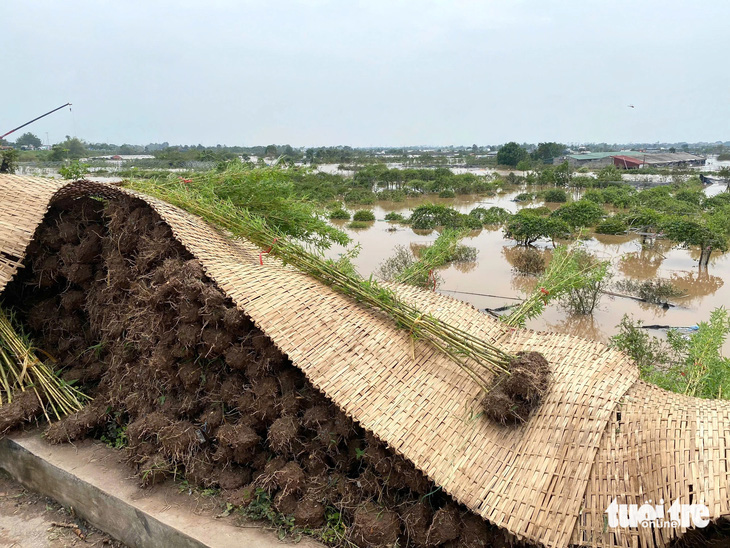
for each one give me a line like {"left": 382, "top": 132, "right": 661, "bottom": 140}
{"left": 1, "top": 103, "right": 72, "bottom": 140}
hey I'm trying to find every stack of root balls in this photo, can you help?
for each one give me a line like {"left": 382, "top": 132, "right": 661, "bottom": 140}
{"left": 2, "top": 194, "right": 528, "bottom": 548}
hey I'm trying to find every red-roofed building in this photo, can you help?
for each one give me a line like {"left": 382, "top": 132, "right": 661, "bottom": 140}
{"left": 612, "top": 155, "right": 644, "bottom": 169}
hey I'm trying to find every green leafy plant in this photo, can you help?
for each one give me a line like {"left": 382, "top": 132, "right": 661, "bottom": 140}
{"left": 384, "top": 212, "right": 405, "bottom": 222}
{"left": 550, "top": 200, "right": 606, "bottom": 228}
{"left": 352, "top": 210, "right": 375, "bottom": 222}
{"left": 59, "top": 160, "right": 90, "bottom": 180}
{"left": 469, "top": 206, "right": 510, "bottom": 225}
{"left": 382, "top": 229, "right": 476, "bottom": 288}
{"left": 505, "top": 245, "right": 609, "bottom": 326}
{"left": 128, "top": 164, "right": 349, "bottom": 250}
{"left": 329, "top": 208, "right": 350, "bottom": 220}
{"left": 595, "top": 216, "right": 628, "bottom": 235}
{"left": 0, "top": 149, "right": 19, "bottom": 174}
{"left": 542, "top": 189, "right": 568, "bottom": 203}
{"left": 558, "top": 249, "right": 610, "bottom": 314}
{"left": 611, "top": 309, "right": 730, "bottom": 399}
{"left": 513, "top": 192, "right": 534, "bottom": 202}
{"left": 504, "top": 210, "right": 570, "bottom": 246}
{"left": 409, "top": 204, "right": 481, "bottom": 230}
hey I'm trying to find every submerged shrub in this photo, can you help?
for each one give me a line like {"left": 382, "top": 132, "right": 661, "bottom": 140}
{"left": 376, "top": 245, "right": 415, "bottom": 281}
{"left": 505, "top": 210, "right": 570, "bottom": 246}
{"left": 558, "top": 249, "right": 610, "bottom": 314}
{"left": 513, "top": 192, "right": 534, "bottom": 202}
{"left": 352, "top": 210, "right": 376, "bottom": 222}
{"left": 376, "top": 230, "right": 476, "bottom": 288}
{"left": 511, "top": 247, "right": 546, "bottom": 275}
{"left": 384, "top": 212, "right": 405, "bottom": 222}
{"left": 344, "top": 189, "right": 376, "bottom": 205}
{"left": 468, "top": 206, "right": 510, "bottom": 225}
{"left": 329, "top": 208, "right": 350, "bottom": 220}
{"left": 614, "top": 278, "right": 685, "bottom": 304}
{"left": 583, "top": 189, "right": 605, "bottom": 203}
{"left": 438, "top": 189, "right": 456, "bottom": 198}
{"left": 542, "top": 189, "right": 568, "bottom": 203}
{"left": 551, "top": 200, "right": 605, "bottom": 228}
{"left": 595, "top": 216, "right": 628, "bottom": 235}
{"left": 522, "top": 206, "right": 551, "bottom": 216}
{"left": 347, "top": 220, "right": 370, "bottom": 229}
{"left": 409, "top": 204, "right": 481, "bottom": 230}
{"left": 378, "top": 189, "right": 406, "bottom": 202}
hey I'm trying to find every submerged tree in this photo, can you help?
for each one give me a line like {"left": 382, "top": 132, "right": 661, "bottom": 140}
{"left": 662, "top": 215, "right": 729, "bottom": 268}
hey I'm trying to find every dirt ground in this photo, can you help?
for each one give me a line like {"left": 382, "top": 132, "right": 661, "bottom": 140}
{"left": 0, "top": 469, "right": 124, "bottom": 548}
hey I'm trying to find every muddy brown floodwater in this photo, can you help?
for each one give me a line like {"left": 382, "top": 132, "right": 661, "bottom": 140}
{"left": 327, "top": 183, "right": 730, "bottom": 354}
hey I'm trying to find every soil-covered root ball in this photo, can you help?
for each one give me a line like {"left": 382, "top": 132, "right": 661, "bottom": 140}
{"left": 482, "top": 351, "right": 550, "bottom": 425}
{"left": 351, "top": 502, "right": 401, "bottom": 547}
{"left": 0, "top": 391, "right": 44, "bottom": 434}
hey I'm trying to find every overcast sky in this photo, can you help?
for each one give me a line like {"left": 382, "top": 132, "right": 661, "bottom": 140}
{"left": 3, "top": 1, "right": 729, "bottom": 147}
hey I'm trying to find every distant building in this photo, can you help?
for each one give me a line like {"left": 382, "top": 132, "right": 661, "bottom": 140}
{"left": 611, "top": 152, "right": 705, "bottom": 169}
{"left": 640, "top": 152, "right": 705, "bottom": 168}
{"left": 561, "top": 151, "right": 645, "bottom": 168}
{"left": 612, "top": 155, "right": 644, "bottom": 169}
{"left": 561, "top": 151, "right": 706, "bottom": 169}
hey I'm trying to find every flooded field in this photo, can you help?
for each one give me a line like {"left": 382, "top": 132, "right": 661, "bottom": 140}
{"left": 329, "top": 183, "right": 730, "bottom": 352}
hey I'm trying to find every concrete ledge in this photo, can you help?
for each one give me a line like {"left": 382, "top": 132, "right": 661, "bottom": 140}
{"left": 0, "top": 432, "right": 322, "bottom": 548}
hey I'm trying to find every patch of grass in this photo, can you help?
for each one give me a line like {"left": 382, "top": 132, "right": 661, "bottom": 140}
{"left": 100, "top": 412, "right": 128, "bottom": 449}
{"left": 347, "top": 220, "right": 370, "bottom": 229}
{"left": 240, "top": 488, "right": 354, "bottom": 546}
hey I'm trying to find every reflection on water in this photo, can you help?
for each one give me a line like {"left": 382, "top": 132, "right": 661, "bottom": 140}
{"left": 544, "top": 314, "right": 605, "bottom": 343}
{"left": 669, "top": 270, "right": 724, "bottom": 301}
{"left": 618, "top": 248, "right": 666, "bottom": 279}
{"left": 451, "top": 260, "right": 478, "bottom": 274}
{"left": 328, "top": 184, "right": 730, "bottom": 353}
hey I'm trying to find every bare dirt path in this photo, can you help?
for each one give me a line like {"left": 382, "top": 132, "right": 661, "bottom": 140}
{"left": 0, "top": 469, "right": 125, "bottom": 548}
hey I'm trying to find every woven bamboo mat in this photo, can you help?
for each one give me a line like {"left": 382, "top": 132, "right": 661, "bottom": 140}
{"left": 1, "top": 176, "right": 728, "bottom": 547}
{"left": 573, "top": 380, "right": 730, "bottom": 547}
